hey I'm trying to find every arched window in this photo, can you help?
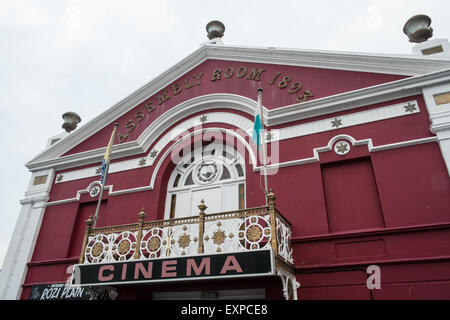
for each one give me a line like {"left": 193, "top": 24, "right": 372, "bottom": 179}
{"left": 165, "top": 142, "right": 246, "bottom": 219}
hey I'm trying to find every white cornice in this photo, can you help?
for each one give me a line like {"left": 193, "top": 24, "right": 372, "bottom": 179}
{"left": 205, "top": 44, "right": 450, "bottom": 76}
{"left": 25, "top": 44, "right": 450, "bottom": 172}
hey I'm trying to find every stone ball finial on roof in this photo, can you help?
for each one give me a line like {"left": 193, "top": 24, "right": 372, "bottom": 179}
{"left": 62, "top": 111, "right": 81, "bottom": 133}
{"left": 403, "top": 14, "right": 433, "bottom": 43}
{"left": 206, "top": 20, "right": 225, "bottom": 40}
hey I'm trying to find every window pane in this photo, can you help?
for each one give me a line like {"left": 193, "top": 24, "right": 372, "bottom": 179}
{"left": 169, "top": 194, "right": 177, "bottom": 219}
{"left": 235, "top": 163, "right": 244, "bottom": 177}
{"left": 173, "top": 174, "right": 181, "bottom": 187}
{"left": 185, "top": 171, "right": 194, "bottom": 186}
{"left": 220, "top": 166, "right": 231, "bottom": 180}
{"left": 239, "top": 184, "right": 245, "bottom": 209}
{"left": 222, "top": 150, "right": 233, "bottom": 160}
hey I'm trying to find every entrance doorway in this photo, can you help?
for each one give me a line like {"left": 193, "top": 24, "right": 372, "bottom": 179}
{"left": 152, "top": 288, "right": 265, "bottom": 300}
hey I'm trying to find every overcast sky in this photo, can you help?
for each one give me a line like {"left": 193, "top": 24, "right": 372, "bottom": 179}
{"left": 1, "top": 0, "right": 449, "bottom": 267}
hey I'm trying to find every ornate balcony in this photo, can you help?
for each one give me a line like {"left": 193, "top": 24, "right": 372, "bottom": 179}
{"left": 75, "top": 191, "right": 299, "bottom": 299}
{"left": 80, "top": 191, "right": 293, "bottom": 265}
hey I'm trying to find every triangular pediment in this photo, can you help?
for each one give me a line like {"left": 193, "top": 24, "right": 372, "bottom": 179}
{"left": 26, "top": 44, "right": 450, "bottom": 171}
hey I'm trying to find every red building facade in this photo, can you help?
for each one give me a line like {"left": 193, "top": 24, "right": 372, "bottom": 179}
{"left": 1, "top": 39, "right": 450, "bottom": 300}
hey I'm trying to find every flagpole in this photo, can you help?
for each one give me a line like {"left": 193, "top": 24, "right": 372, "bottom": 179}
{"left": 257, "top": 88, "right": 269, "bottom": 203}
{"left": 92, "top": 123, "right": 119, "bottom": 228}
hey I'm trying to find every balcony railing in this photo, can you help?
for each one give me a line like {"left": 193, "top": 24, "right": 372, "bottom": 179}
{"left": 79, "top": 191, "right": 293, "bottom": 266}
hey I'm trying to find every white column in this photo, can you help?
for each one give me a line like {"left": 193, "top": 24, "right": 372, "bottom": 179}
{"left": 0, "top": 169, "right": 54, "bottom": 300}
{"left": 422, "top": 83, "right": 450, "bottom": 176}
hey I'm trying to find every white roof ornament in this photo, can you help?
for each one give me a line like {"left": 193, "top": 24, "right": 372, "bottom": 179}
{"left": 202, "top": 20, "right": 225, "bottom": 46}
{"left": 62, "top": 111, "right": 81, "bottom": 133}
{"left": 403, "top": 15, "right": 450, "bottom": 57}
{"left": 403, "top": 14, "right": 433, "bottom": 43}
{"left": 206, "top": 20, "right": 225, "bottom": 40}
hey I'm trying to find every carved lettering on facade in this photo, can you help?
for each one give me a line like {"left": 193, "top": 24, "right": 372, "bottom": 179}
{"left": 172, "top": 83, "right": 182, "bottom": 96}
{"left": 116, "top": 66, "right": 315, "bottom": 144}
{"left": 157, "top": 90, "right": 170, "bottom": 105}
{"left": 246, "top": 68, "right": 265, "bottom": 81}
{"left": 117, "top": 133, "right": 128, "bottom": 144}
{"left": 125, "top": 120, "right": 136, "bottom": 133}
{"left": 184, "top": 78, "right": 194, "bottom": 89}
{"left": 224, "top": 67, "right": 234, "bottom": 79}
{"left": 288, "top": 82, "right": 302, "bottom": 94}
{"left": 296, "top": 90, "right": 314, "bottom": 102}
{"left": 193, "top": 72, "right": 204, "bottom": 86}
{"left": 278, "top": 76, "right": 291, "bottom": 89}
{"left": 236, "top": 66, "right": 247, "bottom": 78}
{"left": 135, "top": 111, "right": 144, "bottom": 123}
{"left": 145, "top": 102, "right": 155, "bottom": 113}
{"left": 211, "top": 68, "right": 222, "bottom": 81}
{"left": 268, "top": 72, "right": 281, "bottom": 85}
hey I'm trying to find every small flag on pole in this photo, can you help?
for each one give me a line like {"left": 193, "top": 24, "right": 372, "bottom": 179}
{"left": 93, "top": 123, "right": 119, "bottom": 227}
{"left": 252, "top": 96, "right": 263, "bottom": 151}
{"left": 253, "top": 89, "right": 269, "bottom": 200}
{"left": 100, "top": 125, "right": 116, "bottom": 184}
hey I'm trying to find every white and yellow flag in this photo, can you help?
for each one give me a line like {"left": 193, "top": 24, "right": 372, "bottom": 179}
{"left": 100, "top": 123, "right": 119, "bottom": 184}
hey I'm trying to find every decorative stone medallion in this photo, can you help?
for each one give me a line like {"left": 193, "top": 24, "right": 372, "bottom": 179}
{"left": 89, "top": 185, "right": 101, "bottom": 198}
{"left": 196, "top": 160, "right": 218, "bottom": 184}
{"left": 334, "top": 140, "right": 351, "bottom": 155}
{"left": 404, "top": 102, "right": 417, "bottom": 113}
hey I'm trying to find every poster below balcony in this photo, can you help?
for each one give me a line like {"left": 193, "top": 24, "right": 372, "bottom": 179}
{"left": 29, "top": 283, "right": 90, "bottom": 300}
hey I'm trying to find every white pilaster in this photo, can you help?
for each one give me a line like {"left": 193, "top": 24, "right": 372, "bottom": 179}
{"left": 0, "top": 169, "right": 54, "bottom": 300}
{"left": 422, "top": 83, "right": 450, "bottom": 176}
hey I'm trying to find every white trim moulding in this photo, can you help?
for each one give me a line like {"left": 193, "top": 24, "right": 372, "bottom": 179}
{"left": 25, "top": 44, "right": 450, "bottom": 172}
{"left": 45, "top": 135, "right": 438, "bottom": 206}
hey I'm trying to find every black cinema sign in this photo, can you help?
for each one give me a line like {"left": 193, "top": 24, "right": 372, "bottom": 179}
{"left": 72, "top": 249, "right": 273, "bottom": 286}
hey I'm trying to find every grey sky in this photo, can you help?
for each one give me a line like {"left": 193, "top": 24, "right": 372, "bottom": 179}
{"left": 1, "top": 0, "right": 449, "bottom": 267}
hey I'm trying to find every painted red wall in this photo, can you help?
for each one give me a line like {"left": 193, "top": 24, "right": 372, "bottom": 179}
{"left": 321, "top": 157, "right": 385, "bottom": 232}
{"left": 22, "top": 78, "right": 450, "bottom": 299}
{"left": 297, "top": 260, "right": 450, "bottom": 300}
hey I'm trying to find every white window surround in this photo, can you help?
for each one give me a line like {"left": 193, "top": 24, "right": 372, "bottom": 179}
{"left": 164, "top": 143, "right": 246, "bottom": 219}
